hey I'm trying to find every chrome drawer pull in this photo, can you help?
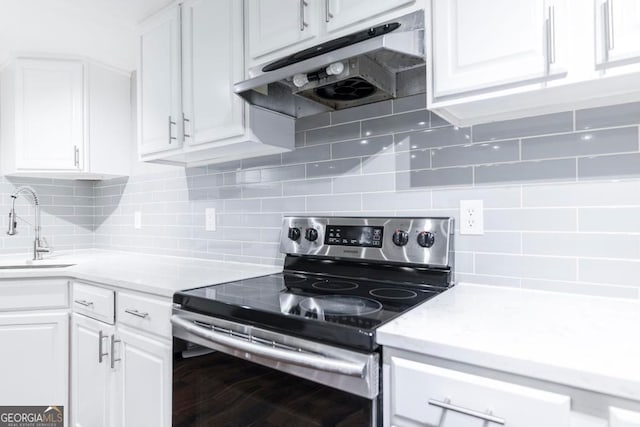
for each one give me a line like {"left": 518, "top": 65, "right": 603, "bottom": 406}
{"left": 124, "top": 309, "right": 149, "bottom": 319}
{"left": 110, "top": 334, "right": 121, "bottom": 369}
{"left": 428, "top": 399, "right": 505, "bottom": 425}
{"left": 98, "top": 330, "right": 109, "bottom": 363}
{"left": 74, "top": 299, "right": 94, "bottom": 307}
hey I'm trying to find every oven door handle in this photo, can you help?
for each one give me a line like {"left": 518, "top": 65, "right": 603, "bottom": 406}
{"left": 171, "top": 315, "right": 367, "bottom": 378}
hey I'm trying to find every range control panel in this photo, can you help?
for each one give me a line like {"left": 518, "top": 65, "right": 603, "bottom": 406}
{"left": 280, "top": 216, "right": 453, "bottom": 268}
{"left": 324, "top": 225, "right": 384, "bottom": 247}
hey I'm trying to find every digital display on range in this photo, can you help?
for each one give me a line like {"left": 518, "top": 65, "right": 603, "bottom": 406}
{"left": 324, "top": 225, "right": 383, "bottom": 247}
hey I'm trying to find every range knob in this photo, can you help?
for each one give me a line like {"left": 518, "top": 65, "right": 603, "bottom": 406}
{"left": 417, "top": 231, "right": 435, "bottom": 248}
{"left": 305, "top": 228, "right": 318, "bottom": 242}
{"left": 287, "top": 227, "right": 301, "bottom": 241}
{"left": 392, "top": 230, "right": 409, "bottom": 246}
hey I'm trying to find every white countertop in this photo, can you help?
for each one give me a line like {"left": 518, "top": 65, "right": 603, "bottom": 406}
{"left": 0, "top": 250, "right": 281, "bottom": 297}
{"left": 377, "top": 283, "right": 640, "bottom": 402}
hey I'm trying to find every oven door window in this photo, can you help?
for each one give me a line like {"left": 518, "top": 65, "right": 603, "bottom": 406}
{"left": 173, "top": 340, "right": 374, "bottom": 427}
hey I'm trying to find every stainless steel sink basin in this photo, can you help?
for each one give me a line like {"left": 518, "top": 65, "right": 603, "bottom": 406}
{"left": 0, "top": 263, "right": 75, "bottom": 269}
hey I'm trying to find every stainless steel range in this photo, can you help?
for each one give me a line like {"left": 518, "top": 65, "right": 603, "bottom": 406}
{"left": 172, "top": 216, "right": 454, "bottom": 426}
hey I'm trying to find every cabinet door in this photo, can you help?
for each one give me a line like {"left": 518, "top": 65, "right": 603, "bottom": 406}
{"left": 247, "top": 0, "right": 319, "bottom": 60}
{"left": 71, "top": 313, "right": 114, "bottom": 427}
{"left": 325, "top": 0, "right": 414, "bottom": 33}
{"left": 388, "top": 357, "right": 571, "bottom": 427}
{"left": 113, "top": 327, "right": 171, "bottom": 427}
{"left": 595, "top": 0, "right": 640, "bottom": 66}
{"left": 0, "top": 312, "right": 68, "bottom": 407}
{"left": 138, "top": 5, "right": 182, "bottom": 155}
{"left": 610, "top": 407, "right": 640, "bottom": 427}
{"left": 181, "top": 0, "right": 245, "bottom": 146}
{"left": 431, "top": 0, "right": 565, "bottom": 98}
{"left": 15, "top": 59, "right": 83, "bottom": 170}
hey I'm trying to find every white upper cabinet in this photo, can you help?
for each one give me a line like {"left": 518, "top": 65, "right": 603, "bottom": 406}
{"left": 138, "top": 6, "right": 182, "bottom": 156}
{"left": 431, "top": 0, "right": 566, "bottom": 98}
{"left": 0, "top": 57, "right": 131, "bottom": 179}
{"left": 247, "top": 0, "right": 319, "bottom": 60}
{"left": 325, "top": 0, "right": 415, "bottom": 33}
{"left": 138, "top": 0, "right": 294, "bottom": 167}
{"left": 595, "top": 0, "right": 640, "bottom": 67}
{"left": 244, "top": 0, "right": 423, "bottom": 72}
{"left": 181, "top": 0, "right": 245, "bottom": 145}
{"left": 15, "top": 59, "right": 84, "bottom": 171}
{"left": 427, "top": 0, "right": 640, "bottom": 126}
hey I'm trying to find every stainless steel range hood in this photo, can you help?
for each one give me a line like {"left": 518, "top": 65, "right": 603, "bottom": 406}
{"left": 234, "top": 11, "right": 426, "bottom": 119}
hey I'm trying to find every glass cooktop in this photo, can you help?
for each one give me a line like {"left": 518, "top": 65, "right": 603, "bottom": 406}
{"left": 174, "top": 272, "right": 444, "bottom": 351}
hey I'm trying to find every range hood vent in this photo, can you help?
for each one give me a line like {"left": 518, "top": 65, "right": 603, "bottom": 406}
{"left": 234, "top": 11, "right": 426, "bottom": 119}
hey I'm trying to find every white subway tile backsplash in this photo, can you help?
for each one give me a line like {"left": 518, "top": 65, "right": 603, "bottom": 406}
{"left": 579, "top": 259, "right": 640, "bottom": 287}
{"left": 476, "top": 254, "right": 577, "bottom": 281}
{"left": 578, "top": 207, "right": 640, "bottom": 233}
{"left": 523, "top": 180, "right": 640, "bottom": 207}
{"left": 473, "top": 112, "right": 573, "bottom": 142}
{"left": 475, "top": 159, "right": 576, "bottom": 184}
{"left": 3, "top": 97, "right": 628, "bottom": 300}
{"left": 523, "top": 233, "right": 640, "bottom": 259}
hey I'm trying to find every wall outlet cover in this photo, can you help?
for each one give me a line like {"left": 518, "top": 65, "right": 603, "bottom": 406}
{"left": 134, "top": 211, "right": 142, "bottom": 229}
{"left": 205, "top": 208, "right": 216, "bottom": 231}
{"left": 460, "top": 200, "right": 484, "bottom": 235}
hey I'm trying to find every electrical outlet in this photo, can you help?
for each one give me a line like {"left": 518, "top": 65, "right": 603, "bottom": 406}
{"left": 134, "top": 211, "right": 142, "bottom": 229}
{"left": 459, "top": 200, "right": 484, "bottom": 235}
{"left": 205, "top": 208, "right": 216, "bottom": 231}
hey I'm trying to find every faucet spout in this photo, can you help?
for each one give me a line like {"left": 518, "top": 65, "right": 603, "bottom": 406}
{"left": 7, "top": 186, "right": 50, "bottom": 260}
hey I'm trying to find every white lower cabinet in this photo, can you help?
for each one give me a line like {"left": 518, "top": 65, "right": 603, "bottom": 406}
{"left": 71, "top": 313, "right": 115, "bottom": 427}
{"left": 113, "top": 327, "right": 172, "bottom": 427}
{"left": 610, "top": 407, "right": 640, "bottom": 427}
{"left": 386, "top": 356, "right": 571, "bottom": 427}
{"left": 0, "top": 312, "right": 69, "bottom": 408}
{"left": 0, "top": 279, "right": 69, "bottom": 425}
{"left": 71, "top": 282, "right": 172, "bottom": 427}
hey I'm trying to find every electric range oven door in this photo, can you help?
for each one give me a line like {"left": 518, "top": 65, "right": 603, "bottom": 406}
{"left": 171, "top": 308, "right": 380, "bottom": 427}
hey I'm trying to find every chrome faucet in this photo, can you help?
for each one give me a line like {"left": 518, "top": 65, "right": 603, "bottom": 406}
{"left": 7, "top": 186, "right": 50, "bottom": 260}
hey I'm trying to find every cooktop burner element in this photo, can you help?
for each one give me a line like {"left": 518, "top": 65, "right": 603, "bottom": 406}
{"left": 300, "top": 295, "right": 383, "bottom": 317}
{"left": 369, "top": 288, "right": 419, "bottom": 300}
{"left": 311, "top": 280, "right": 359, "bottom": 291}
{"left": 174, "top": 216, "right": 454, "bottom": 350}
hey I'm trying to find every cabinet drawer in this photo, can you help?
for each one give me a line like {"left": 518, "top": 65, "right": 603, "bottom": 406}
{"left": 72, "top": 281, "right": 115, "bottom": 324}
{"left": 0, "top": 279, "right": 68, "bottom": 311}
{"left": 117, "top": 291, "right": 172, "bottom": 338}
{"left": 389, "top": 357, "right": 571, "bottom": 427}
{"left": 610, "top": 407, "right": 640, "bottom": 427}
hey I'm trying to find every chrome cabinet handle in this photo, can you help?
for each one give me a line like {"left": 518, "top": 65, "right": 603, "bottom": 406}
{"left": 74, "top": 299, "right": 93, "bottom": 307}
{"left": 299, "top": 0, "right": 308, "bottom": 31}
{"left": 604, "top": 0, "right": 615, "bottom": 53}
{"left": 325, "top": 0, "right": 333, "bottom": 22}
{"left": 168, "top": 116, "right": 177, "bottom": 144}
{"left": 182, "top": 113, "right": 190, "bottom": 139}
{"left": 98, "top": 330, "right": 109, "bottom": 363}
{"left": 110, "top": 334, "right": 121, "bottom": 369}
{"left": 546, "top": 5, "right": 556, "bottom": 68}
{"left": 428, "top": 398, "right": 505, "bottom": 425}
{"left": 172, "top": 315, "right": 366, "bottom": 377}
{"left": 125, "top": 309, "right": 149, "bottom": 319}
{"left": 73, "top": 146, "right": 80, "bottom": 167}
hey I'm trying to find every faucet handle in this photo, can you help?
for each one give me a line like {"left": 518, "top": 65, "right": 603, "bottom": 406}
{"left": 37, "top": 237, "right": 51, "bottom": 254}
